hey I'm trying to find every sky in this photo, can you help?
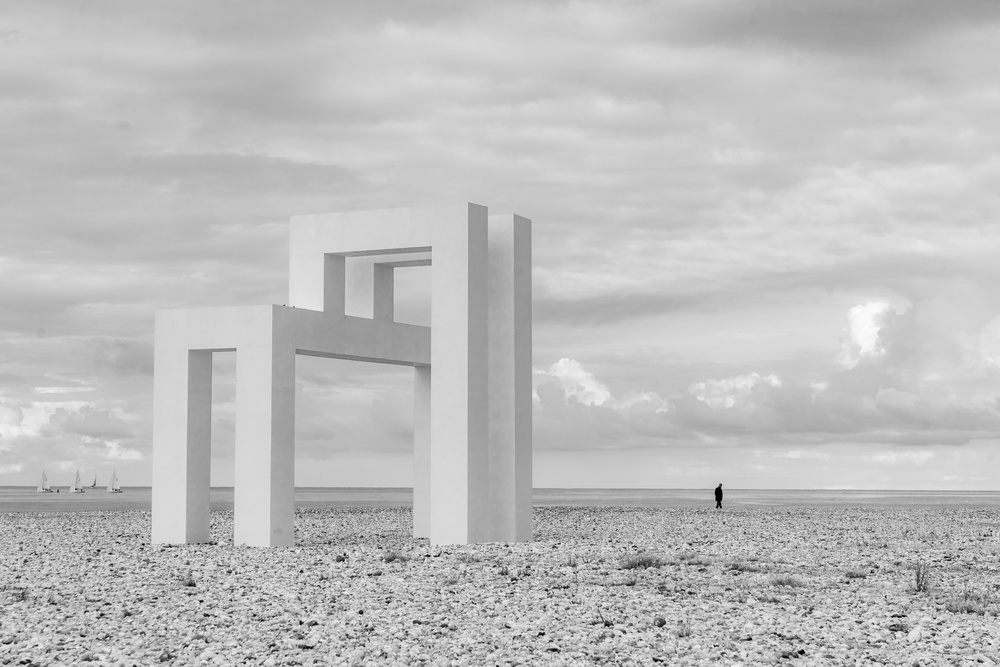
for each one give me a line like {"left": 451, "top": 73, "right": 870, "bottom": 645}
{"left": 2, "top": 0, "right": 999, "bottom": 490}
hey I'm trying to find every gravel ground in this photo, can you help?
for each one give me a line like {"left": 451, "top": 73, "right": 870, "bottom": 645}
{"left": 1, "top": 506, "right": 998, "bottom": 666}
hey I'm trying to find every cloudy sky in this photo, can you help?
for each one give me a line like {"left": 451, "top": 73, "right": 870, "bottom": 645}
{"left": 2, "top": 0, "right": 999, "bottom": 490}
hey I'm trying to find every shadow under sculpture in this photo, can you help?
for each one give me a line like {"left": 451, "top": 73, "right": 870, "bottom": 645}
{"left": 151, "top": 204, "right": 532, "bottom": 547}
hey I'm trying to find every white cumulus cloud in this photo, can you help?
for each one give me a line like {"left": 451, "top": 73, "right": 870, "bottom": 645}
{"left": 537, "top": 358, "right": 614, "bottom": 407}
{"left": 838, "top": 301, "right": 893, "bottom": 367}
{"left": 686, "top": 373, "right": 782, "bottom": 410}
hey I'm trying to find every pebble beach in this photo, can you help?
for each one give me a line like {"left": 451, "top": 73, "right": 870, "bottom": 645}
{"left": 1, "top": 506, "right": 998, "bottom": 666}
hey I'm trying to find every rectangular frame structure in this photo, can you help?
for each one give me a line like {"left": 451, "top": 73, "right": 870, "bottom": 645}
{"left": 152, "top": 204, "right": 531, "bottom": 547}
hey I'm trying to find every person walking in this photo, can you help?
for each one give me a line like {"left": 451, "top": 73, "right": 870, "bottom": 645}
{"left": 714, "top": 483, "right": 723, "bottom": 509}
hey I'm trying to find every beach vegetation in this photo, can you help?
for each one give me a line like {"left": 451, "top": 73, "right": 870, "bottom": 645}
{"left": 676, "top": 551, "right": 712, "bottom": 567}
{"left": 770, "top": 575, "right": 805, "bottom": 588}
{"left": 456, "top": 553, "right": 479, "bottom": 564}
{"left": 620, "top": 552, "right": 665, "bottom": 570}
{"left": 383, "top": 551, "right": 410, "bottom": 563}
{"left": 179, "top": 569, "right": 196, "bottom": 587}
{"left": 944, "top": 587, "right": 991, "bottom": 615}
{"left": 845, "top": 570, "right": 867, "bottom": 580}
{"left": 913, "top": 562, "right": 932, "bottom": 593}
{"left": 944, "top": 595, "right": 986, "bottom": 615}
{"left": 726, "top": 561, "right": 762, "bottom": 573}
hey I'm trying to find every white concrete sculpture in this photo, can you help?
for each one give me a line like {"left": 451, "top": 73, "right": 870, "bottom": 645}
{"left": 152, "top": 204, "right": 532, "bottom": 547}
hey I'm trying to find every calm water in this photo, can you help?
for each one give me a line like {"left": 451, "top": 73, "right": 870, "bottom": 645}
{"left": 1, "top": 487, "right": 999, "bottom": 513}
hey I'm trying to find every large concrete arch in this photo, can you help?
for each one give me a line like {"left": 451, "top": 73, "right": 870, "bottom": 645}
{"left": 151, "top": 204, "right": 532, "bottom": 546}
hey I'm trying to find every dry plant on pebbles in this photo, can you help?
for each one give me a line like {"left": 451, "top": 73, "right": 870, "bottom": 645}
{"left": 0, "top": 506, "right": 998, "bottom": 665}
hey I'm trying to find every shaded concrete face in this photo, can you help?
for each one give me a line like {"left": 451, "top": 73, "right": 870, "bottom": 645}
{"left": 152, "top": 204, "right": 532, "bottom": 547}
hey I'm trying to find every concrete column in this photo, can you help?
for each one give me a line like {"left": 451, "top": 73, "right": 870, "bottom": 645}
{"left": 511, "top": 217, "right": 534, "bottom": 543}
{"left": 429, "top": 204, "right": 490, "bottom": 544}
{"left": 412, "top": 365, "right": 431, "bottom": 538}
{"left": 345, "top": 257, "right": 375, "bottom": 319}
{"left": 487, "top": 214, "right": 533, "bottom": 542}
{"left": 374, "top": 263, "right": 394, "bottom": 353}
{"left": 151, "top": 337, "right": 212, "bottom": 544}
{"left": 374, "top": 264, "right": 394, "bottom": 323}
{"left": 288, "top": 227, "right": 325, "bottom": 310}
{"left": 234, "top": 326, "right": 296, "bottom": 547}
{"left": 323, "top": 254, "right": 346, "bottom": 314}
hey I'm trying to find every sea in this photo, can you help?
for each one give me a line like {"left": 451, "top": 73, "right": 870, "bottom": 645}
{"left": 1, "top": 487, "right": 999, "bottom": 513}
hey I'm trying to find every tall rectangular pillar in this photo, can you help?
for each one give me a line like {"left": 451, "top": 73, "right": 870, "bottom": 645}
{"left": 323, "top": 254, "right": 346, "bottom": 314}
{"left": 429, "top": 204, "right": 490, "bottom": 544}
{"left": 511, "top": 217, "right": 534, "bottom": 542}
{"left": 152, "top": 336, "right": 212, "bottom": 543}
{"left": 234, "top": 327, "right": 296, "bottom": 547}
{"left": 487, "top": 214, "right": 533, "bottom": 542}
{"left": 412, "top": 365, "right": 431, "bottom": 538}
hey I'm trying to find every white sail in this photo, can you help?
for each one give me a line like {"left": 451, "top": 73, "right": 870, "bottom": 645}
{"left": 69, "top": 469, "right": 85, "bottom": 493}
{"left": 106, "top": 469, "right": 123, "bottom": 493}
{"left": 36, "top": 470, "right": 52, "bottom": 493}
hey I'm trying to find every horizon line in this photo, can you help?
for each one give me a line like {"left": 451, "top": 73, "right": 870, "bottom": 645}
{"left": 4, "top": 485, "right": 1000, "bottom": 492}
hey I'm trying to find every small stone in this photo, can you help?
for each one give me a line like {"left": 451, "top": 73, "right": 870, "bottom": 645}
{"left": 653, "top": 617, "right": 666, "bottom": 627}
{"left": 907, "top": 625, "right": 922, "bottom": 642}
{"left": 263, "top": 657, "right": 277, "bottom": 667}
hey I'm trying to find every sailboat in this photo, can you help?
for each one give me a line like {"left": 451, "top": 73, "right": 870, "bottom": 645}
{"left": 68, "top": 469, "right": 85, "bottom": 493}
{"left": 88, "top": 475, "right": 98, "bottom": 489}
{"left": 36, "top": 470, "right": 53, "bottom": 493}
{"left": 106, "top": 469, "right": 123, "bottom": 494}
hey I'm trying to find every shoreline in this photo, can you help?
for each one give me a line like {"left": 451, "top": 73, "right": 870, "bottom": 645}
{"left": 2, "top": 505, "right": 998, "bottom": 665}
{"left": 4, "top": 487, "right": 1000, "bottom": 515}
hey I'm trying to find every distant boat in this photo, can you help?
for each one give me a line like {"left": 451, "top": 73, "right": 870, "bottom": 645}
{"left": 89, "top": 475, "right": 98, "bottom": 489}
{"left": 106, "top": 470, "right": 123, "bottom": 494}
{"left": 36, "top": 470, "right": 53, "bottom": 493}
{"left": 68, "top": 469, "right": 85, "bottom": 493}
